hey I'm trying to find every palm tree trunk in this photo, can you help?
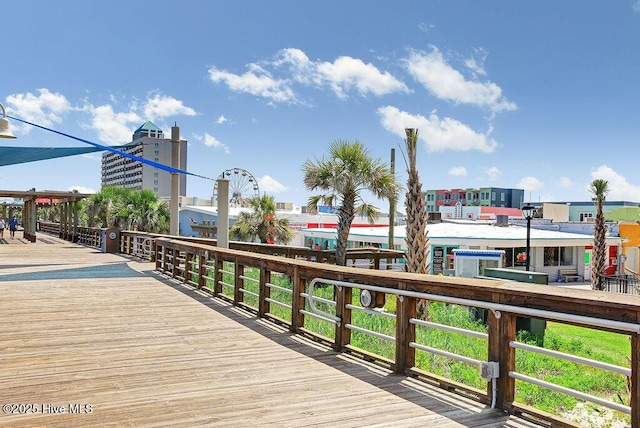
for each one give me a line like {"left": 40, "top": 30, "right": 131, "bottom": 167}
{"left": 403, "top": 128, "right": 429, "bottom": 319}
{"left": 336, "top": 194, "right": 356, "bottom": 266}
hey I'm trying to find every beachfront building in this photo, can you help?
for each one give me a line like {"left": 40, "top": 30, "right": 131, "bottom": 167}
{"left": 179, "top": 204, "right": 389, "bottom": 245}
{"left": 533, "top": 201, "right": 640, "bottom": 222}
{"left": 424, "top": 187, "right": 525, "bottom": 212}
{"left": 300, "top": 220, "right": 625, "bottom": 282}
{"left": 101, "top": 121, "right": 187, "bottom": 198}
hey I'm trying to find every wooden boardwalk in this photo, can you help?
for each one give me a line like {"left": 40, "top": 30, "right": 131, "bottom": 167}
{"left": 0, "top": 236, "right": 543, "bottom": 427}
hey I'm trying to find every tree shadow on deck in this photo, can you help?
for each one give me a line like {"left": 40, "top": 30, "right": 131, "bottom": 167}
{"left": 151, "top": 271, "right": 541, "bottom": 428}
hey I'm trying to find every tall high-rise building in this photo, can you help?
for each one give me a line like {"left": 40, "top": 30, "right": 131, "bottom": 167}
{"left": 101, "top": 121, "right": 187, "bottom": 197}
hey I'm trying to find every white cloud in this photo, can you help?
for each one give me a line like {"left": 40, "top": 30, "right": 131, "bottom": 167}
{"left": 84, "top": 104, "right": 141, "bottom": 146}
{"left": 201, "top": 133, "right": 231, "bottom": 154}
{"left": 556, "top": 176, "right": 575, "bottom": 188}
{"left": 5, "top": 89, "right": 72, "bottom": 134}
{"left": 209, "top": 48, "right": 409, "bottom": 103}
{"left": 68, "top": 185, "right": 96, "bottom": 194}
{"left": 590, "top": 165, "right": 640, "bottom": 201}
{"left": 517, "top": 176, "right": 544, "bottom": 191}
{"left": 216, "top": 115, "right": 228, "bottom": 124}
{"left": 448, "top": 166, "right": 468, "bottom": 177}
{"left": 464, "top": 47, "right": 488, "bottom": 77}
{"left": 485, "top": 166, "right": 501, "bottom": 180}
{"left": 377, "top": 105, "right": 497, "bottom": 153}
{"left": 634, "top": 0, "right": 640, "bottom": 13}
{"left": 258, "top": 175, "right": 287, "bottom": 193}
{"left": 143, "top": 93, "right": 197, "bottom": 120}
{"left": 208, "top": 64, "right": 298, "bottom": 104}
{"left": 314, "top": 55, "right": 410, "bottom": 99}
{"left": 405, "top": 46, "right": 516, "bottom": 113}
{"left": 276, "top": 48, "right": 409, "bottom": 98}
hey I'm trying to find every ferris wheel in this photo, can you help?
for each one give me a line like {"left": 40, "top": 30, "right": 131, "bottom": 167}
{"left": 213, "top": 167, "right": 260, "bottom": 207}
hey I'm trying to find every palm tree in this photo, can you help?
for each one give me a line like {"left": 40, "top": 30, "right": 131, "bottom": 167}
{"left": 303, "top": 140, "right": 401, "bottom": 266}
{"left": 230, "top": 194, "right": 294, "bottom": 244}
{"left": 81, "top": 187, "right": 170, "bottom": 233}
{"left": 590, "top": 179, "right": 609, "bottom": 290}
{"left": 113, "top": 188, "right": 170, "bottom": 233}
{"left": 83, "top": 186, "right": 128, "bottom": 227}
{"left": 403, "top": 128, "right": 429, "bottom": 274}
{"left": 402, "top": 128, "right": 429, "bottom": 319}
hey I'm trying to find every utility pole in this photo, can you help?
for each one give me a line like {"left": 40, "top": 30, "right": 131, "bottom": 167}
{"left": 388, "top": 148, "right": 396, "bottom": 269}
{"left": 170, "top": 124, "right": 180, "bottom": 235}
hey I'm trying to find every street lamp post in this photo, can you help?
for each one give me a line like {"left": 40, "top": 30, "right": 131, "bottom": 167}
{"left": 0, "top": 102, "right": 17, "bottom": 139}
{"left": 522, "top": 204, "right": 535, "bottom": 271}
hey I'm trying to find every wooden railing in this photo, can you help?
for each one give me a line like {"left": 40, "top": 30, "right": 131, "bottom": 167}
{"left": 38, "top": 223, "right": 640, "bottom": 425}
{"left": 149, "top": 237, "right": 640, "bottom": 428}
{"left": 39, "top": 221, "right": 102, "bottom": 247}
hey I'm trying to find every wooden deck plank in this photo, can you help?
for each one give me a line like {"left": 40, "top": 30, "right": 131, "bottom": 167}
{"left": 0, "top": 237, "right": 542, "bottom": 427}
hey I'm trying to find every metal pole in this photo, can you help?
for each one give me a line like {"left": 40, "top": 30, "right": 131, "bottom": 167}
{"left": 388, "top": 148, "right": 395, "bottom": 269}
{"left": 170, "top": 124, "right": 180, "bottom": 236}
{"left": 525, "top": 218, "right": 531, "bottom": 272}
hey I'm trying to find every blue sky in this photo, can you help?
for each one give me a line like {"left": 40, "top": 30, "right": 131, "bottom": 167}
{"left": 3, "top": 1, "right": 640, "bottom": 208}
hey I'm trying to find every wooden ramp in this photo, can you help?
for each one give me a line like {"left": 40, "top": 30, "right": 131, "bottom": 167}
{"left": 0, "top": 237, "right": 542, "bottom": 427}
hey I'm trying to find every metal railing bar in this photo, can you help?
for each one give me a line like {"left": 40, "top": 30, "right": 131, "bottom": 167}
{"left": 410, "top": 342, "right": 485, "bottom": 367}
{"left": 509, "top": 371, "right": 631, "bottom": 414}
{"left": 510, "top": 341, "right": 631, "bottom": 376}
{"left": 345, "top": 304, "right": 396, "bottom": 319}
{"left": 411, "top": 318, "right": 489, "bottom": 340}
{"left": 345, "top": 323, "right": 395, "bottom": 342}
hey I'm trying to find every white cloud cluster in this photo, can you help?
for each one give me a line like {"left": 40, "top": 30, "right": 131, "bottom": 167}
{"left": 208, "top": 48, "right": 409, "bottom": 103}
{"left": 448, "top": 166, "right": 468, "bottom": 177}
{"left": 6, "top": 89, "right": 72, "bottom": 133}
{"left": 258, "top": 175, "right": 287, "bottom": 193}
{"left": 485, "top": 166, "right": 501, "bottom": 180}
{"left": 517, "top": 176, "right": 544, "bottom": 191}
{"left": 590, "top": 165, "right": 640, "bottom": 201}
{"left": 144, "top": 93, "right": 197, "bottom": 120}
{"left": 208, "top": 64, "right": 298, "bottom": 104}
{"left": 405, "top": 46, "right": 517, "bottom": 114}
{"left": 200, "top": 133, "right": 231, "bottom": 154}
{"left": 6, "top": 89, "right": 200, "bottom": 147}
{"left": 84, "top": 104, "right": 142, "bottom": 146}
{"left": 377, "top": 106, "right": 497, "bottom": 153}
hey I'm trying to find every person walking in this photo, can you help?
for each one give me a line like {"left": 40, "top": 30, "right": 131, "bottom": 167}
{"left": 0, "top": 217, "right": 5, "bottom": 239}
{"left": 8, "top": 215, "right": 18, "bottom": 240}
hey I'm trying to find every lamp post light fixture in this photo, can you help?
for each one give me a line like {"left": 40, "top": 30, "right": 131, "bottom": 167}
{"left": 0, "top": 102, "right": 17, "bottom": 139}
{"left": 522, "top": 203, "right": 535, "bottom": 271}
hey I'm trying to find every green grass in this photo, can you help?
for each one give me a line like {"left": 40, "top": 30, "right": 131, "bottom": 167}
{"left": 545, "top": 322, "right": 631, "bottom": 366}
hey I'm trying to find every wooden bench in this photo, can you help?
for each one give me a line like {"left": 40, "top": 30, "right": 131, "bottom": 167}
{"left": 558, "top": 268, "right": 581, "bottom": 282}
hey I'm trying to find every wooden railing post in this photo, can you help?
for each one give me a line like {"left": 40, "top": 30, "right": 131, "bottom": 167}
{"left": 395, "top": 283, "right": 416, "bottom": 373}
{"left": 198, "top": 254, "right": 206, "bottom": 290}
{"left": 234, "top": 262, "right": 243, "bottom": 304}
{"left": 632, "top": 333, "right": 640, "bottom": 428}
{"left": 290, "top": 267, "right": 305, "bottom": 333}
{"left": 259, "top": 266, "right": 271, "bottom": 317}
{"left": 214, "top": 258, "right": 223, "bottom": 295}
{"left": 488, "top": 310, "right": 517, "bottom": 409}
{"left": 335, "top": 281, "right": 352, "bottom": 352}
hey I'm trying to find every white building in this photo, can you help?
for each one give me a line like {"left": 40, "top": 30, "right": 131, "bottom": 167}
{"left": 101, "top": 121, "right": 187, "bottom": 198}
{"left": 300, "top": 220, "right": 625, "bottom": 282}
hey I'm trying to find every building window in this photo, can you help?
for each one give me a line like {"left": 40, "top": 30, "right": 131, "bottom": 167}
{"left": 491, "top": 192, "right": 496, "bottom": 201}
{"left": 496, "top": 247, "right": 527, "bottom": 267}
{"left": 544, "top": 247, "right": 574, "bottom": 266}
{"left": 500, "top": 193, "right": 505, "bottom": 202}
{"left": 580, "top": 212, "right": 593, "bottom": 222}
